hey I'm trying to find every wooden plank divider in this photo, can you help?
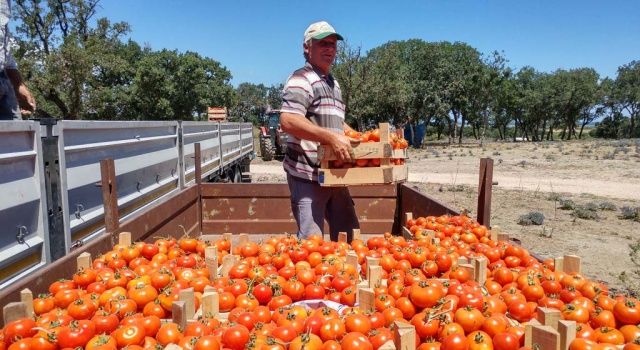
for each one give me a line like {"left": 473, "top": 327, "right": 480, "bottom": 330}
{"left": 554, "top": 257, "right": 564, "bottom": 273}
{"left": 378, "top": 340, "right": 396, "bottom": 350}
{"left": 537, "top": 307, "right": 561, "bottom": 329}
{"left": 205, "top": 246, "right": 218, "bottom": 280}
{"left": 20, "top": 289, "right": 34, "bottom": 318}
{"left": 178, "top": 288, "right": 195, "bottom": 320}
{"left": 352, "top": 228, "right": 361, "bottom": 241}
{"left": 404, "top": 212, "right": 413, "bottom": 224}
{"left": 472, "top": 256, "right": 488, "bottom": 285}
{"left": 358, "top": 288, "right": 375, "bottom": 313}
{"left": 557, "top": 320, "right": 576, "bottom": 350}
{"left": 171, "top": 301, "right": 187, "bottom": 329}
{"left": 220, "top": 255, "right": 238, "bottom": 277}
{"left": 525, "top": 319, "right": 542, "bottom": 349}
{"left": 201, "top": 292, "right": 219, "bottom": 318}
{"left": 368, "top": 265, "right": 383, "bottom": 288}
{"left": 530, "top": 325, "right": 560, "bottom": 350}
{"left": 119, "top": 231, "right": 132, "bottom": 246}
{"left": 393, "top": 321, "right": 416, "bottom": 350}
{"left": 3, "top": 302, "right": 27, "bottom": 325}
{"left": 402, "top": 226, "right": 413, "bottom": 240}
{"left": 76, "top": 252, "right": 92, "bottom": 271}
{"left": 563, "top": 255, "right": 581, "bottom": 274}
{"left": 346, "top": 252, "right": 359, "bottom": 269}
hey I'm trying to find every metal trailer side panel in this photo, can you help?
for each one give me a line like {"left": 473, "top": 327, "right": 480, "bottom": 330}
{"left": 219, "top": 122, "right": 242, "bottom": 168}
{"left": 240, "top": 122, "right": 254, "bottom": 156}
{"left": 54, "top": 121, "right": 181, "bottom": 247}
{"left": 0, "top": 121, "right": 50, "bottom": 289}
{"left": 181, "top": 121, "right": 222, "bottom": 185}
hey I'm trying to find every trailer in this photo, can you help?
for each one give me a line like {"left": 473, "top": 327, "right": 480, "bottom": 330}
{"left": 0, "top": 119, "right": 254, "bottom": 290}
{"left": 0, "top": 141, "right": 496, "bottom": 317}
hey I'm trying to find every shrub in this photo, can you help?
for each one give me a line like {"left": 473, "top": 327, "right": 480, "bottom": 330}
{"left": 547, "top": 193, "right": 562, "bottom": 201}
{"left": 584, "top": 202, "right": 600, "bottom": 212}
{"left": 572, "top": 206, "right": 599, "bottom": 220}
{"left": 620, "top": 207, "right": 640, "bottom": 221}
{"left": 598, "top": 201, "right": 617, "bottom": 211}
{"left": 518, "top": 212, "right": 545, "bottom": 226}
{"left": 559, "top": 198, "right": 576, "bottom": 210}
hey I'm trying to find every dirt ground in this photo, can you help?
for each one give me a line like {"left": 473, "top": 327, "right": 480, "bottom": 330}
{"left": 249, "top": 138, "right": 640, "bottom": 295}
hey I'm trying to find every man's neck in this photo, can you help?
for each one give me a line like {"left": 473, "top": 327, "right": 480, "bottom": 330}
{"left": 307, "top": 61, "right": 330, "bottom": 76}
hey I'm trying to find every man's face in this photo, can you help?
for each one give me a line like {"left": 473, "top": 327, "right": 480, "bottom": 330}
{"left": 305, "top": 35, "right": 338, "bottom": 74}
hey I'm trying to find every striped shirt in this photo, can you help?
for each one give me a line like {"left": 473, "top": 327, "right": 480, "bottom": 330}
{"left": 0, "top": 0, "right": 17, "bottom": 70}
{"left": 280, "top": 62, "right": 345, "bottom": 181}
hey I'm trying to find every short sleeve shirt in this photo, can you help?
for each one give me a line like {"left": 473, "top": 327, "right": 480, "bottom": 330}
{"left": 280, "top": 62, "right": 345, "bottom": 181}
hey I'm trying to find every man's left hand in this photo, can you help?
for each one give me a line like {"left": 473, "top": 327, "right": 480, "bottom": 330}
{"left": 17, "top": 84, "right": 36, "bottom": 115}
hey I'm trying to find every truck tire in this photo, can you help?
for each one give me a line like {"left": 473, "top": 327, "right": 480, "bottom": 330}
{"left": 260, "top": 137, "right": 275, "bottom": 161}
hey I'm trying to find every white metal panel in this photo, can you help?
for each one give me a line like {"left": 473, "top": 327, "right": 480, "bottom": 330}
{"left": 220, "top": 122, "right": 242, "bottom": 167}
{"left": 55, "top": 121, "right": 180, "bottom": 247}
{"left": 240, "top": 123, "right": 254, "bottom": 155}
{"left": 182, "top": 121, "right": 222, "bottom": 185}
{"left": 0, "top": 121, "right": 50, "bottom": 288}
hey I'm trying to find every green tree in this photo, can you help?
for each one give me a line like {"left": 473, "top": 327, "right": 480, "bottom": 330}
{"left": 130, "top": 50, "right": 234, "bottom": 120}
{"left": 611, "top": 60, "right": 640, "bottom": 137}
{"left": 13, "top": 0, "right": 131, "bottom": 119}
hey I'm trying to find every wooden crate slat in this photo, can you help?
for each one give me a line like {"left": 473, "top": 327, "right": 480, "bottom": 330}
{"left": 318, "top": 165, "right": 407, "bottom": 186}
{"left": 318, "top": 142, "right": 393, "bottom": 160}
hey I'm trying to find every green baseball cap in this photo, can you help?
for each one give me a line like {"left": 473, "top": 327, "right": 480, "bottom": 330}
{"left": 304, "top": 21, "right": 344, "bottom": 43}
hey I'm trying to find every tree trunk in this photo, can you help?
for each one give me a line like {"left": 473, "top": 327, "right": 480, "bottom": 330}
{"left": 451, "top": 111, "right": 458, "bottom": 145}
{"left": 458, "top": 116, "right": 465, "bottom": 144}
{"left": 513, "top": 119, "right": 518, "bottom": 142}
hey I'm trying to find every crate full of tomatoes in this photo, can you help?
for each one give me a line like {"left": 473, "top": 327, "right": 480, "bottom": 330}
{"left": 317, "top": 123, "right": 409, "bottom": 186}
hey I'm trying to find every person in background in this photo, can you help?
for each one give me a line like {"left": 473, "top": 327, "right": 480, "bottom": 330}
{"left": 280, "top": 20, "right": 360, "bottom": 242}
{"left": 0, "top": 0, "right": 36, "bottom": 120}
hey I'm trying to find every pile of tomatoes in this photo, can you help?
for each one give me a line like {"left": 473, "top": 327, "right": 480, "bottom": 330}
{"left": 2, "top": 214, "right": 640, "bottom": 350}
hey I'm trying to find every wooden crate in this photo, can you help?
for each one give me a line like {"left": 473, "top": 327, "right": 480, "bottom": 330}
{"left": 318, "top": 123, "right": 408, "bottom": 186}
{"left": 318, "top": 164, "right": 407, "bottom": 186}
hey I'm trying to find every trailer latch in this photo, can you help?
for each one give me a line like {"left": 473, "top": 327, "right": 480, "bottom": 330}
{"left": 16, "top": 226, "right": 30, "bottom": 247}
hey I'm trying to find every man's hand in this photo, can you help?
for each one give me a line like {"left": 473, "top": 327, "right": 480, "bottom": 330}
{"left": 329, "top": 133, "right": 356, "bottom": 163}
{"left": 17, "top": 84, "right": 36, "bottom": 116}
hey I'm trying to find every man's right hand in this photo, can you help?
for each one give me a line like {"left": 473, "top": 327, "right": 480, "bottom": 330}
{"left": 329, "top": 133, "right": 355, "bottom": 163}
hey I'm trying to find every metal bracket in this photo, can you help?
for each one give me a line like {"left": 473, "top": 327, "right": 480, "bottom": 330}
{"left": 74, "top": 204, "right": 84, "bottom": 219}
{"left": 16, "top": 226, "right": 30, "bottom": 247}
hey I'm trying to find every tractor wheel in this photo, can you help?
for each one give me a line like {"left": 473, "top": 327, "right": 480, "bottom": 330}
{"left": 260, "top": 137, "right": 275, "bottom": 161}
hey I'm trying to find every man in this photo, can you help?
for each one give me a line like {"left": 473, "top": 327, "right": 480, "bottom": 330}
{"left": 280, "top": 21, "right": 360, "bottom": 242}
{"left": 0, "top": 0, "right": 36, "bottom": 120}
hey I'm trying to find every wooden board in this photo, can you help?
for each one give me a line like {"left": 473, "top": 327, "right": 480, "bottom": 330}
{"left": 318, "top": 142, "right": 393, "bottom": 160}
{"left": 318, "top": 165, "right": 407, "bottom": 186}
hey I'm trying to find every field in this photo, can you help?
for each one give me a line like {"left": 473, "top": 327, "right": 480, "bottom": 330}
{"left": 250, "top": 138, "right": 640, "bottom": 295}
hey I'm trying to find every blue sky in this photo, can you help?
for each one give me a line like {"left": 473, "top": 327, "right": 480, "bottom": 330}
{"left": 98, "top": 0, "right": 639, "bottom": 86}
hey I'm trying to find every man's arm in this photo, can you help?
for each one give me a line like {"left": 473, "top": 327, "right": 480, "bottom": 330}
{"left": 6, "top": 68, "right": 36, "bottom": 115}
{"left": 281, "top": 112, "right": 354, "bottom": 162}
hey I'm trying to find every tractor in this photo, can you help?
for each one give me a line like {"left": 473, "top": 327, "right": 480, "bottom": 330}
{"left": 259, "top": 110, "right": 288, "bottom": 161}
